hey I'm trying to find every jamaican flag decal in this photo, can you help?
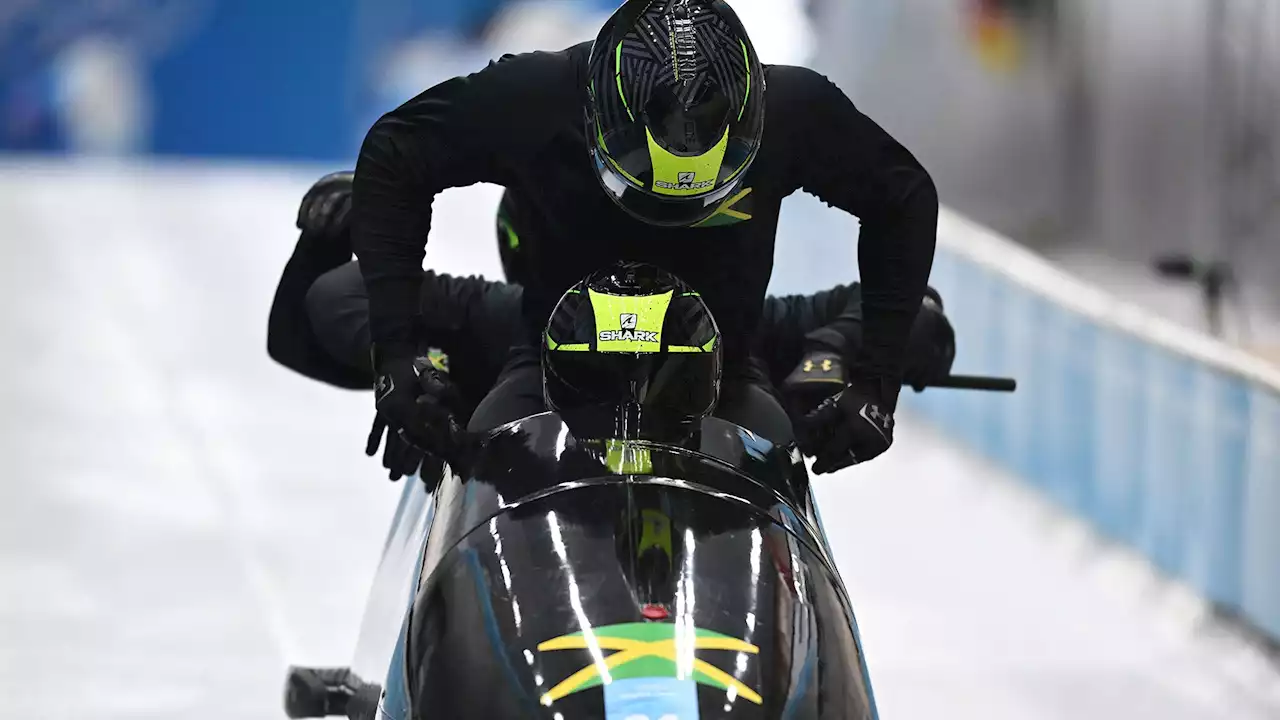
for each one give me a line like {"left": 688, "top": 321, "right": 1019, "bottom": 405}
{"left": 537, "top": 621, "right": 761, "bottom": 706}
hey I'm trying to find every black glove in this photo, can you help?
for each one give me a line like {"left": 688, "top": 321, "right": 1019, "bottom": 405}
{"left": 366, "top": 350, "right": 470, "bottom": 478}
{"left": 365, "top": 418, "right": 426, "bottom": 481}
{"left": 297, "top": 171, "right": 353, "bottom": 238}
{"left": 903, "top": 287, "right": 956, "bottom": 392}
{"left": 796, "top": 371, "right": 898, "bottom": 475}
{"left": 780, "top": 351, "right": 847, "bottom": 422}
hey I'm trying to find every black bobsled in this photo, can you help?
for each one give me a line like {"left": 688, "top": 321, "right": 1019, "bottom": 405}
{"left": 411, "top": 413, "right": 877, "bottom": 719}
{"left": 288, "top": 411, "right": 880, "bottom": 720}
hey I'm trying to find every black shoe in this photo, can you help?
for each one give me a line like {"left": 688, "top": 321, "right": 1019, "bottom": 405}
{"left": 292, "top": 171, "right": 355, "bottom": 274}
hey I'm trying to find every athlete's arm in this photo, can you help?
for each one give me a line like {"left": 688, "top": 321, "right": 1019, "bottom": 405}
{"left": 419, "top": 272, "right": 525, "bottom": 408}
{"left": 777, "top": 67, "right": 938, "bottom": 383}
{"left": 755, "top": 284, "right": 861, "bottom": 386}
{"left": 270, "top": 246, "right": 523, "bottom": 406}
{"left": 352, "top": 49, "right": 580, "bottom": 357}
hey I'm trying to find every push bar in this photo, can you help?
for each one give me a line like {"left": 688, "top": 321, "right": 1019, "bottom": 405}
{"left": 918, "top": 374, "right": 1017, "bottom": 392}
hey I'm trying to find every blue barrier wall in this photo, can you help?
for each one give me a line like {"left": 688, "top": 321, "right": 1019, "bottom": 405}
{"left": 147, "top": 0, "right": 358, "bottom": 160}
{"left": 0, "top": 0, "right": 614, "bottom": 160}
{"left": 900, "top": 215, "right": 1280, "bottom": 642}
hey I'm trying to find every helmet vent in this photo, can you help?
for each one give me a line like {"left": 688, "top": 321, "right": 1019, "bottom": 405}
{"left": 669, "top": 7, "right": 698, "bottom": 83}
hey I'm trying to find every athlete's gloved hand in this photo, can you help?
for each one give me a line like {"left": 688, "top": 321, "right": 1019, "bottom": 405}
{"left": 780, "top": 351, "right": 847, "bottom": 422}
{"left": 297, "top": 171, "right": 353, "bottom": 238}
{"left": 796, "top": 370, "right": 898, "bottom": 475}
{"left": 366, "top": 420, "right": 426, "bottom": 481}
{"left": 903, "top": 287, "right": 956, "bottom": 392}
{"left": 366, "top": 350, "right": 470, "bottom": 477}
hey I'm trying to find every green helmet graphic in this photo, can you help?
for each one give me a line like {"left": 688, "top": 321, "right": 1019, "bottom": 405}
{"left": 542, "top": 262, "right": 722, "bottom": 438}
{"left": 585, "top": 0, "right": 765, "bottom": 227}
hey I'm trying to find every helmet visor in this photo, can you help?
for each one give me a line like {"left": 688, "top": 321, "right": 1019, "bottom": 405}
{"left": 642, "top": 79, "right": 731, "bottom": 158}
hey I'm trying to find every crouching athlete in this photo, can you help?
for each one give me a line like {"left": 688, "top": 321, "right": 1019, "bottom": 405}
{"left": 352, "top": 0, "right": 940, "bottom": 482}
{"left": 267, "top": 172, "right": 956, "bottom": 479}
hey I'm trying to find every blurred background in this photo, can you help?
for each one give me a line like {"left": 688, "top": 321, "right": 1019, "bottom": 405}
{"left": 2, "top": 1, "right": 1278, "bottom": 718}
{"left": 814, "top": 0, "right": 1280, "bottom": 358}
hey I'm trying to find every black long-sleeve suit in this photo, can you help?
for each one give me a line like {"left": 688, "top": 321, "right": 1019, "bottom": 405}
{"left": 351, "top": 43, "right": 937, "bottom": 435}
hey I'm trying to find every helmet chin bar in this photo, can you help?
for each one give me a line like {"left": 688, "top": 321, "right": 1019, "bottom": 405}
{"left": 591, "top": 153, "right": 737, "bottom": 228}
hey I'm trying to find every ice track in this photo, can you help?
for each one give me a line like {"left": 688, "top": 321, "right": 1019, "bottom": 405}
{"left": 2, "top": 161, "right": 1277, "bottom": 719}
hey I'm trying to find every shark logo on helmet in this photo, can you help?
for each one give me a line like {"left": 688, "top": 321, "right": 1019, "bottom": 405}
{"left": 600, "top": 311, "right": 660, "bottom": 343}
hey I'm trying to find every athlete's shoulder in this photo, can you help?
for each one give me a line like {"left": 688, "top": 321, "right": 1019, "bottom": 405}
{"left": 762, "top": 64, "right": 849, "bottom": 105}
{"left": 475, "top": 41, "right": 591, "bottom": 91}
{"left": 386, "top": 42, "right": 588, "bottom": 148}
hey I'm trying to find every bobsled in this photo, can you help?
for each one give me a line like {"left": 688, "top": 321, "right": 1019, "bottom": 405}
{"left": 287, "top": 410, "right": 879, "bottom": 719}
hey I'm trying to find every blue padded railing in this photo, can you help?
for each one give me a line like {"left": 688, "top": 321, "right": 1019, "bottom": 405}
{"left": 900, "top": 209, "right": 1280, "bottom": 642}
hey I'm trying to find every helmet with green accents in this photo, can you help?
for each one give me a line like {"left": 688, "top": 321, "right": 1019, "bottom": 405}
{"left": 585, "top": 0, "right": 765, "bottom": 227}
{"left": 542, "top": 262, "right": 722, "bottom": 438}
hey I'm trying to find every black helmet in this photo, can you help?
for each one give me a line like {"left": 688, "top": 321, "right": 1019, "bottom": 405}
{"left": 542, "top": 262, "right": 722, "bottom": 439}
{"left": 585, "top": 0, "right": 765, "bottom": 227}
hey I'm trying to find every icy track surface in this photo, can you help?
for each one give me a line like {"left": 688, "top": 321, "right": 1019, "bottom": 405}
{"left": 2, "top": 161, "right": 1278, "bottom": 719}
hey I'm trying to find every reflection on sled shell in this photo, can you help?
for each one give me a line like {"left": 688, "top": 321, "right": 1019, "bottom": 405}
{"left": 400, "top": 413, "right": 877, "bottom": 720}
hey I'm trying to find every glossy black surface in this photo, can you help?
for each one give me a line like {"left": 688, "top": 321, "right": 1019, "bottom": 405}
{"left": 405, "top": 413, "right": 875, "bottom": 719}
{"left": 417, "top": 414, "right": 829, "bottom": 576}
